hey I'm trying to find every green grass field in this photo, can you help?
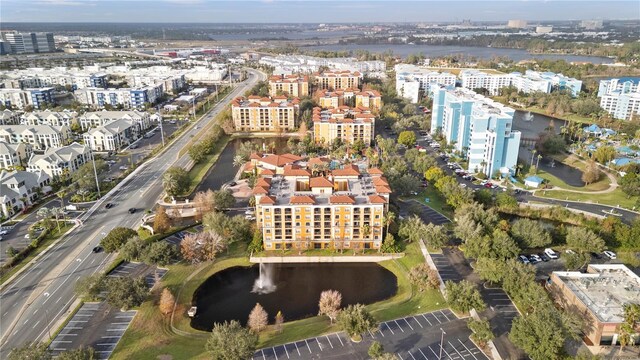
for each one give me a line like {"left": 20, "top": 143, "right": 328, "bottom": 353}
{"left": 405, "top": 187, "right": 453, "bottom": 219}
{"left": 536, "top": 188, "right": 638, "bottom": 210}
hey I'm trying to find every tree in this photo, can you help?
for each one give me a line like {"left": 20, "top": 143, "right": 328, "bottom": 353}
{"left": 383, "top": 211, "right": 396, "bottom": 237}
{"left": 408, "top": 263, "right": 440, "bottom": 291}
{"left": 620, "top": 171, "right": 640, "bottom": 197}
{"left": 592, "top": 145, "right": 616, "bottom": 164}
{"left": 193, "top": 189, "right": 215, "bottom": 220}
{"left": 153, "top": 206, "right": 171, "bottom": 234}
{"left": 537, "top": 134, "right": 566, "bottom": 154}
{"left": 423, "top": 223, "right": 449, "bottom": 249}
{"left": 6, "top": 246, "right": 18, "bottom": 257}
{"left": 274, "top": 311, "right": 284, "bottom": 333}
{"left": 56, "top": 346, "right": 97, "bottom": 360}
{"left": 380, "top": 234, "right": 398, "bottom": 253}
{"left": 495, "top": 192, "right": 518, "bottom": 209}
{"left": 390, "top": 174, "right": 420, "bottom": 197}
{"left": 566, "top": 226, "right": 605, "bottom": 253}
{"left": 397, "top": 131, "right": 417, "bottom": 147}
{"left": 247, "top": 303, "right": 268, "bottom": 333}
{"left": 510, "top": 219, "right": 552, "bottom": 248}
{"left": 467, "top": 319, "right": 494, "bottom": 346}
{"left": 474, "top": 257, "right": 507, "bottom": 284}
{"left": 337, "top": 304, "right": 378, "bottom": 341}
{"left": 104, "top": 276, "right": 148, "bottom": 310}
{"left": 424, "top": 166, "right": 445, "bottom": 183}
{"left": 72, "top": 160, "right": 108, "bottom": 193}
{"left": 188, "top": 142, "right": 209, "bottom": 163}
{"left": 509, "top": 310, "right": 566, "bottom": 360}
{"left": 318, "top": 289, "right": 342, "bottom": 324}
{"left": 143, "top": 241, "right": 179, "bottom": 266}
{"left": 465, "top": 229, "right": 519, "bottom": 260}
{"left": 564, "top": 251, "right": 590, "bottom": 270}
{"left": 162, "top": 166, "right": 189, "bottom": 197}
{"left": 398, "top": 215, "right": 426, "bottom": 243}
{"left": 212, "top": 189, "right": 235, "bottom": 210}
{"left": 119, "top": 236, "right": 145, "bottom": 262}
{"left": 159, "top": 288, "right": 176, "bottom": 315}
{"left": 181, "top": 231, "right": 226, "bottom": 263}
{"left": 100, "top": 227, "right": 137, "bottom": 253}
{"left": 618, "top": 303, "right": 640, "bottom": 353}
{"left": 368, "top": 341, "right": 385, "bottom": 358}
{"left": 8, "top": 342, "right": 51, "bottom": 360}
{"left": 74, "top": 273, "right": 105, "bottom": 301}
{"left": 444, "top": 280, "right": 486, "bottom": 314}
{"left": 206, "top": 321, "right": 258, "bottom": 360}
{"left": 582, "top": 160, "right": 601, "bottom": 185}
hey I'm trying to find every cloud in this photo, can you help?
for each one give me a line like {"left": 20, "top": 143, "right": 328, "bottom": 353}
{"left": 36, "top": 0, "right": 94, "bottom": 5}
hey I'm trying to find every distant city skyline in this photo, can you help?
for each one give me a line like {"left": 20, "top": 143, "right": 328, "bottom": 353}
{"left": 0, "top": 0, "right": 637, "bottom": 24}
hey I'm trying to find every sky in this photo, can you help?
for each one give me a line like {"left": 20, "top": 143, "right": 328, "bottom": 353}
{"left": 1, "top": 0, "right": 638, "bottom": 23}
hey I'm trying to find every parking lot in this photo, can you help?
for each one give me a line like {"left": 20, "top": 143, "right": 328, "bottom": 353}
{"left": 429, "top": 252, "right": 464, "bottom": 283}
{"left": 408, "top": 200, "right": 451, "bottom": 226}
{"left": 253, "top": 309, "right": 488, "bottom": 360}
{"left": 482, "top": 288, "right": 519, "bottom": 324}
{"left": 49, "top": 302, "right": 137, "bottom": 360}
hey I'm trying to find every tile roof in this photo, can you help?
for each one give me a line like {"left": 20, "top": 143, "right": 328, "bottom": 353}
{"left": 329, "top": 195, "right": 356, "bottom": 204}
{"left": 309, "top": 176, "right": 333, "bottom": 188}
{"left": 283, "top": 165, "right": 312, "bottom": 177}
{"left": 290, "top": 195, "right": 316, "bottom": 204}
{"left": 368, "top": 195, "right": 388, "bottom": 204}
{"left": 332, "top": 165, "right": 360, "bottom": 177}
{"left": 368, "top": 167, "right": 384, "bottom": 175}
{"left": 255, "top": 178, "right": 272, "bottom": 187}
{"left": 258, "top": 196, "right": 276, "bottom": 205}
{"left": 375, "top": 186, "right": 392, "bottom": 193}
{"left": 253, "top": 186, "right": 270, "bottom": 195}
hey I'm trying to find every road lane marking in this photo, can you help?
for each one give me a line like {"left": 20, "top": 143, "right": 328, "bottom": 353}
{"left": 32, "top": 320, "right": 40, "bottom": 328}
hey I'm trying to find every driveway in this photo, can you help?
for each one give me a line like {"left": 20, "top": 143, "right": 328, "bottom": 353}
{"left": 253, "top": 309, "right": 488, "bottom": 360}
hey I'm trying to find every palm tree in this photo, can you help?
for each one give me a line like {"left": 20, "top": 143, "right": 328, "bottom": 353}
{"left": 536, "top": 155, "right": 543, "bottom": 173}
{"left": 233, "top": 155, "right": 245, "bottom": 168}
{"left": 383, "top": 211, "right": 396, "bottom": 237}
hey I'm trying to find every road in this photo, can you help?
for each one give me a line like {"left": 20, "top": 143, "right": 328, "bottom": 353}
{"left": 0, "top": 68, "right": 265, "bottom": 357}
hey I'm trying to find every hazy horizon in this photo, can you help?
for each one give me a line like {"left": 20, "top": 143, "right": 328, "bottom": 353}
{"left": 1, "top": 0, "right": 638, "bottom": 24}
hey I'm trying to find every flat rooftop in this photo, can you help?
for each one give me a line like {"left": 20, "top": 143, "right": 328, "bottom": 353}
{"left": 553, "top": 264, "right": 640, "bottom": 323}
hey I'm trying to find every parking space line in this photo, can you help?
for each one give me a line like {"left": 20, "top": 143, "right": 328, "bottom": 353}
{"left": 384, "top": 322, "right": 395, "bottom": 334}
{"left": 396, "top": 353, "right": 404, "bottom": 360}
{"left": 431, "top": 313, "right": 442, "bottom": 324}
{"left": 421, "top": 313, "right": 432, "bottom": 326}
{"left": 458, "top": 339, "right": 480, "bottom": 360}
{"left": 283, "top": 344, "right": 289, "bottom": 359}
{"left": 440, "top": 310, "right": 451, "bottom": 321}
{"left": 408, "top": 351, "right": 418, "bottom": 360}
{"left": 271, "top": 347, "right": 278, "bottom": 360}
{"left": 294, "top": 341, "right": 300, "bottom": 356}
{"left": 378, "top": 328, "right": 385, "bottom": 337}
{"left": 261, "top": 349, "right": 266, "bottom": 360}
{"left": 413, "top": 316, "right": 424, "bottom": 328}
{"left": 304, "top": 339, "right": 312, "bottom": 353}
{"left": 418, "top": 348, "right": 429, "bottom": 359}
{"left": 336, "top": 333, "right": 344, "bottom": 346}
{"left": 316, "top": 338, "right": 323, "bottom": 351}
{"left": 394, "top": 319, "right": 405, "bottom": 332}
{"left": 325, "top": 335, "right": 333, "bottom": 349}
{"left": 403, "top": 318, "right": 414, "bottom": 330}
{"left": 448, "top": 341, "right": 466, "bottom": 359}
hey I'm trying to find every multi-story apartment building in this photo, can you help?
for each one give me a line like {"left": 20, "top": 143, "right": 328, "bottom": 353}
{"left": 21, "top": 111, "right": 77, "bottom": 127}
{"left": 0, "top": 142, "right": 33, "bottom": 169}
{"left": 355, "top": 90, "right": 382, "bottom": 111}
{"left": 231, "top": 96, "right": 299, "bottom": 133}
{"left": 549, "top": 264, "right": 640, "bottom": 347}
{"left": 430, "top": 87, "right": 521, "bottom": 177}
{"left": 312, "top": 106, "right": 376, "bottom": 146}
{"left": 460, "top": 69, "right": 582, "bottom": 97}
{"left": 0, "top": 170, "right": 52, "bottom": 218}
{"left": 597, "top": 78, "right": 640, "bottom": 120}
{"left": 0, "top": 110, "right": 20, "bottom": 125}
{"left": 0, "top": 125, "right": 71, "bottom": 150}
{"left": 314, "top": 89, "right": 357, "bottom": 109}
{"left": 0, "top": 88, "right": 55, "bottom": 109}
{"left": 1, "top": 32, "right": 55, "bottom": 54}
{"left": 82, "top": 119, "right": 141, "bottom": 152}
{"left": 1, "top": 68, "right": 108, "bottom": 90}
{"left": 315, "top": 70, "right": 362, "bottom": 91}
{"left": 268, "top": 74, "right": 309, "bottom": 97}
{"left": 78, "top": 111, "right": 151, "bottom": 131}
{"left": 74, "top": 85, "right": 163, "bottom": 109}
{"left": 460, "top": 70, "right": 514, "bottom": 96}
{"left": 259, "top": 55, "right": 385, "bottom": 74}
{"left": 27, "top": 142, "right": 92, "bottom": 178}
{"left": 254, "top": 161, "right": 389, "bottom": 250}
{"left": 395, "top": 64, "right": 457, "bottom": 103}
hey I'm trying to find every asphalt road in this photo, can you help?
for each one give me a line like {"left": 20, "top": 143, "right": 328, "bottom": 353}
{"left": 0, "top": 68, "right": 265, "bottom": 357}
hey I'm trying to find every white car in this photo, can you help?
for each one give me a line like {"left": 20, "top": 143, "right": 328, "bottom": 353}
{"left": 603, "top": 251, "right": 617, "bottom": 260}
{"left": 544, "top": 248, "right": 558, "bottom": 259}
{"left": 460, "top": 184, "right": 467, "bottom": 188}
{"left": 565, "top": 249, "right": 576, "bottom": 255}
{"left": 0, "top": 230, "right": 8, "bottom": 236}
{"left": 244, "top": 210, "right": 255, "bottom": 215}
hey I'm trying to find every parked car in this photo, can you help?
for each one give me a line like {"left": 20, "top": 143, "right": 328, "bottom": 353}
{"left": 484, "top": 183, "right": 493, "bottom": 188}
{"left": 460, "top": 184, "right": 467, "bottom": 188}
{"left": 528, "top": 254, "right": 542, "bottom": 264}
{"left": 228, "top": 181, "right": 237, "bottom": 187}
{"left": 544, "top": 248, "right": 559, "bottom": 259}
{"left": 244, "top": 210, "right": 255, "bottom": 215}
{"left": 590, "top": 252, "right": 603, "bottom": 259}
{"left": 518, "top": 255, "right": 530, "bottom": 264}
{"left": 0, "top": 229, "right": 8, "bottom": 236}
{"left": 603, "top": 251, "right": 617, "bottom": 260}
{"left": 245, "top": 215, "right": 256, "bottom": 220}
{"left": 565, "top": 249, "right": 576, "bottom": 255}
{"left": 539, "top": 253, "right": 550, "bottom": 262}
{"left": 129, "top": 144, "right": 138, "bottom": 149}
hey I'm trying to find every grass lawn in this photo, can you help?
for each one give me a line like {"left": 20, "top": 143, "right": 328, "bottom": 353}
{"left": 111, "top": 242, "right": 445, "bottom": 360}
{"left": 535, "top": 187, "right": 638, "bottom": 210}
{"left": 0, "top": 222, "right": 74, "bottom": 284}
{"left": 404, "top": 187, "right": 453, "bottom": 219}
{"left": 185, "top": 135, "right": 230, "bottom": 195}
{"left": 533, "top": 168, "right": 610, "bottom": 192}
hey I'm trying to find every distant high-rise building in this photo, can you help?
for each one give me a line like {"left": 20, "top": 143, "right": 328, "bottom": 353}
{"left": 1, "top": 32, "right": 56, "bottom": 54}
{"left": 507, "top": 20, "right": 528, "bottom": 29}
{"left": 536, "top": 26, "right": 553, "bottom": 34}
{"left": 580, "top": 20, "right": 604, "bottom": 30}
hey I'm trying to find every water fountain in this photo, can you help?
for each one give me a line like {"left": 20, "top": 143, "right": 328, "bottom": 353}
{"left": 252, "top": 263, "right": 277, "bottom": 294}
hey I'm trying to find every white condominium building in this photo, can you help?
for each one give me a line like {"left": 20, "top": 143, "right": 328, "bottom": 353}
{"left": 78, "top": 111, "right": 151, "bottom": 131}
{"left": 0, "top": 110, "right": 20, "bottom": 125}
{"left": 430, "top": 87, "right": 521, "bottom": 177}
{"left": 597, "top": 78, "right": 640, "bottom": 120}
{"left": 394, "top": 64, "right": 457, "bottom": 103}
{"left": 0, "top": 88, "right": 55, "bottom": 109}
{"left": 460, "top": 70, "right": 513, "bottom": 96}
{"left": 0, "top": 142, "right": 33, "bottom": 169}
{"left": 460, "top": 69, "right": 583, "bottom": 97}
{"left": 0, "top": 170, "right": 52, "bottom": 218}
{"left": 0, "top": 125, "right": 71, "bottom": 150}
{"left": 74, "top": 85, "right": 163, "bottom": 109}
{"left": 27, "top": 142, "right": 92, "bottom": 178}
{"left": 21, "top": 111, "right": 77, "bottom": 127}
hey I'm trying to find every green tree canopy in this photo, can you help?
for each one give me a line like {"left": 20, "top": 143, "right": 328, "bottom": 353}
{"left": 162, "top": 166, "right": 189, "bottom": 197}
{"left": 205, "top": 320, "right": 258, "bottom": 360}
{"left": 100, "top": 227, "right": 137, "bottom": 253}
{"left": 337, "top": 304, "right": 378, "bottom": 340}
{"left": 510, "top": 219, "right": 552, "bottom": 248}
{"left": 104, "top": 276, "right": 148, "bottom": 310}
{"left": 397, "top": 131, "right": 417, "bottom": 147}
{"left": 444, "top": 280, "right": 486, "bottom": 314}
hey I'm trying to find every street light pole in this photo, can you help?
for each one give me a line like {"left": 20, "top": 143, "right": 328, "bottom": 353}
{"left": 90, "top": 150, "right": 101, "bottom": 198}
{"left": 439, "top": 328, "right": 446, "bottom": 360}
{"left": 43, "top": 292, "right": 52, "bottom": 340}
{"left": 159, "top": 116, "right": 165, "bottom": 147}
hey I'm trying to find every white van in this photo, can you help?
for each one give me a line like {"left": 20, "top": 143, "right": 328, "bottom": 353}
{"left": 544, "top": 248, "right": 559, "bottom": 259}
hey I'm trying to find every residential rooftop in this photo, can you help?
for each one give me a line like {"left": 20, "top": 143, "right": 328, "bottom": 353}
{"left": 553, "top": 264, "right": 640, "bottom": 323}
{"left": 312, "top": 106, "right": 375, "bottom": 124}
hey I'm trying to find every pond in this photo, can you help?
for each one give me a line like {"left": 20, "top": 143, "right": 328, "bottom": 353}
{"left": 190, "top": 263, "right": 398, "bottom": 331}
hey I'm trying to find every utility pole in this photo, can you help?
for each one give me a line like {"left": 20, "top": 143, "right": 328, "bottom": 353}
{"left": 439, "top": 328, "right": 446, "bottom": 360}
{"left": 159, "top": 115, "right": 165, "bottom": 147}
{"left": 43, "top": 292, "right": 52, "bottom": 339}
{"left": 91, "top": 150, "right": 101, "bottom": 198}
